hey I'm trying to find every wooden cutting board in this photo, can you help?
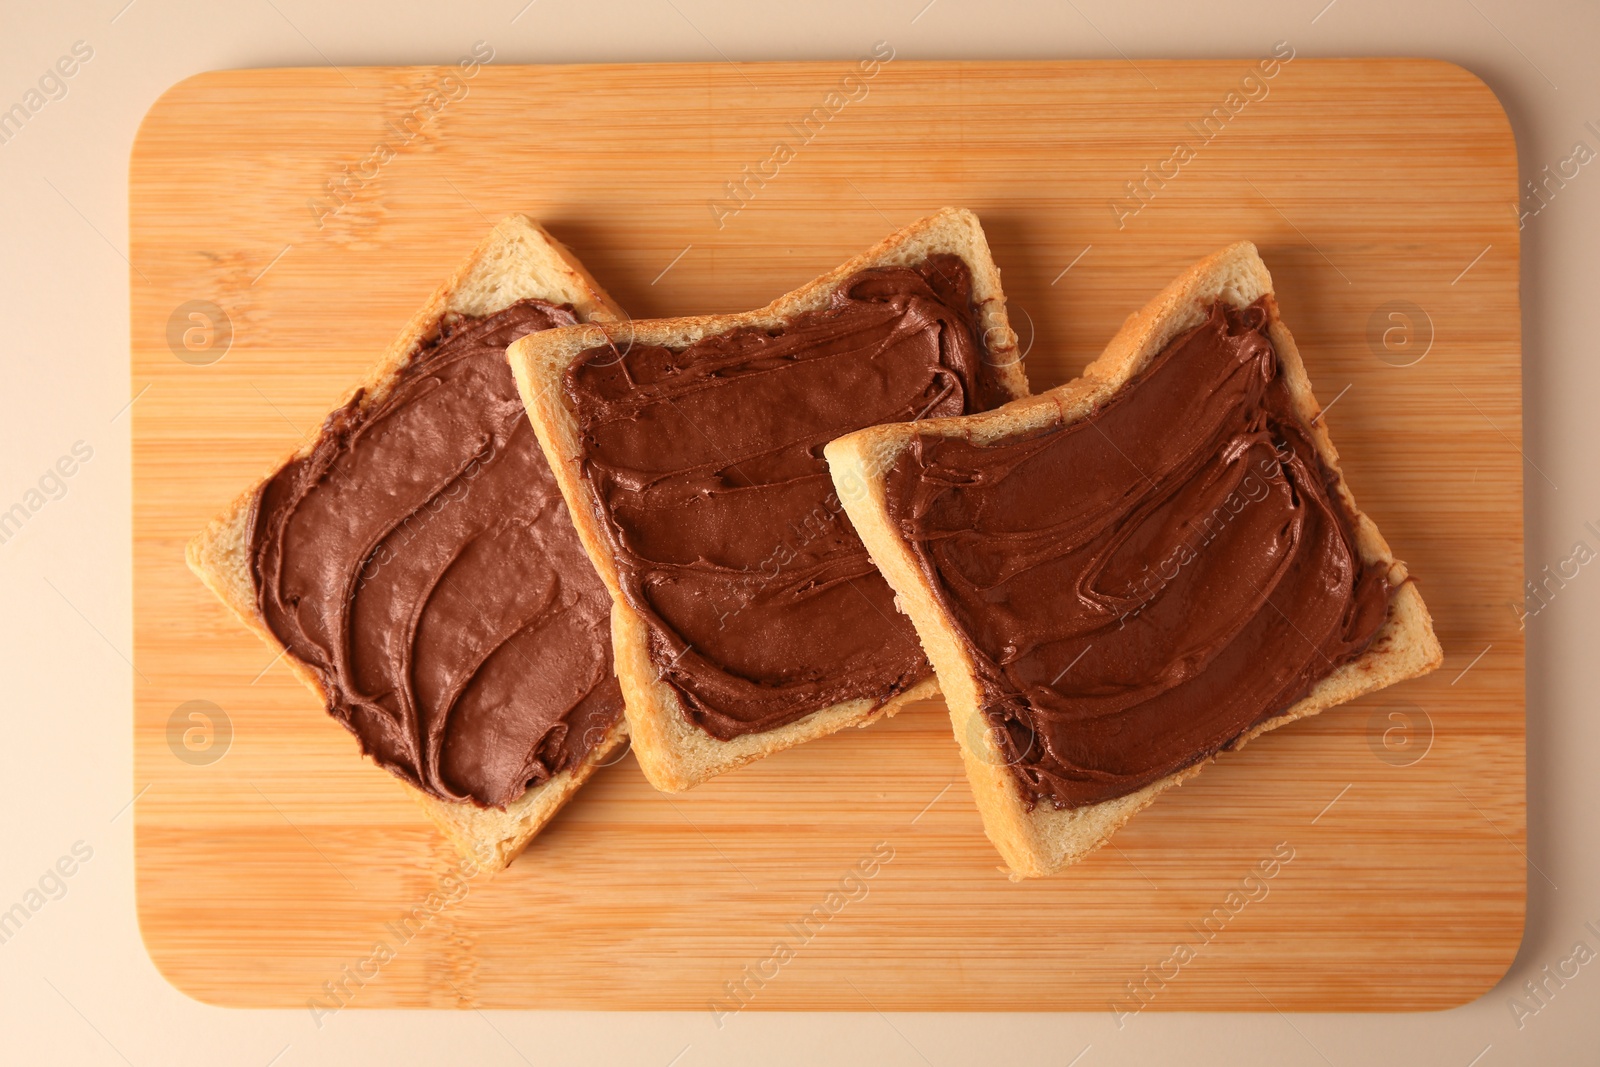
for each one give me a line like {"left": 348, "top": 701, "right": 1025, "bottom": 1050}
{"left": 131, "top": 59, "right": 1524, "bottom": 1012}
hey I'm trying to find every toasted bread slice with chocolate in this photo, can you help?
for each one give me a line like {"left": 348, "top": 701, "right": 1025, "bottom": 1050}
{"left": 186, "top": 216, "right": 629, "bottom": 871}
{"left": 826, "top": 241, "right": 1443, "bottom": 878}
{"left": 508, "top": 208, "right": 1028, "bottom": 792}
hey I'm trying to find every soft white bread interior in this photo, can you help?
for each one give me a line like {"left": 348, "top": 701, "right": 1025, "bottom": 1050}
{"left": 825, "top": 241, "right": 1443, "bottom": 879}
{"left": 508, "top": 207, "right": 1028, "bottom": 792}
{"left": 185, "top": 215, "right": 629, "bottom": 871}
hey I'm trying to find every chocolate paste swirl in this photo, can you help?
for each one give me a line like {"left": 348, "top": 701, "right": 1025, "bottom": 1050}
{"left": 563, "top": 256, "right": 1007, "bottom": 740}
{"left": 251, "top": 300, "right": 624, "bottom": 808}
{"left": 883, "top": 299, "right": 1392, "bottom": 809}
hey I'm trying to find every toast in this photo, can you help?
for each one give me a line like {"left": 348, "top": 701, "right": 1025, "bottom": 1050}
{"left": 508, "top": 208, "right": 1029, "bottom": 791}
{"left": 826, "top": 241, "right": 1443, "bottom": 878}
{"left": 186, "top": 215, "right": 629, "bottom": 870}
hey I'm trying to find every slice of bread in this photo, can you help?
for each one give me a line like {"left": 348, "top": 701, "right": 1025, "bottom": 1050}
{"left": 826, "top": 241, "right": 1444, "bottom": 879}
{"left": 186, "top": 215, "right": 629, "bottom": 871}
{"left": 507, "top": 208, "right": 1029, "bottom": 792}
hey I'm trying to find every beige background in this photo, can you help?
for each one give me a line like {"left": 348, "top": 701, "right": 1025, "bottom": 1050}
{"left": 0, "top": 1, "right": 1592, "bottom": 1064}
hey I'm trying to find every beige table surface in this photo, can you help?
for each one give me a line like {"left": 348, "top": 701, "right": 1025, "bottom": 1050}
{"left": 1, "top": 1, "right": 1593, "bottom": 1064}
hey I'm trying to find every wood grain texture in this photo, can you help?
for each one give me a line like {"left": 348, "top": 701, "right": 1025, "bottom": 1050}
{"left": 131, "top": 59, "right": 1524, "bottom": 1012}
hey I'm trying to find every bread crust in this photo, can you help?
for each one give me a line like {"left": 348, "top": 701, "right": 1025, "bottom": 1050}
{"left": 508, "top": 208, "right": 1028, "bottom": 792}
{"left": 184, "top": 215, "right": 630, "bottom": 871}
{"left": 826, "top": 241, "right": 1444, "bottom": 878}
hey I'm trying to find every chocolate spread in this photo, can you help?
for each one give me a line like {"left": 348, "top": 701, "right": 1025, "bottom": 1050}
{"left": 250, "top": 300, "right": 624, "bottom": 809}
{"left": 563, "top": 255, "right": 1010, "bottom": 740}
{"left": 882, "top": 298, "right": 1393, "bottom": 809}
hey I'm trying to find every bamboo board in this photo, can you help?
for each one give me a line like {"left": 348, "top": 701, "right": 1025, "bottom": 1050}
{"left": 131, "top": 60, "right": 1524, "bottom": 1011}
